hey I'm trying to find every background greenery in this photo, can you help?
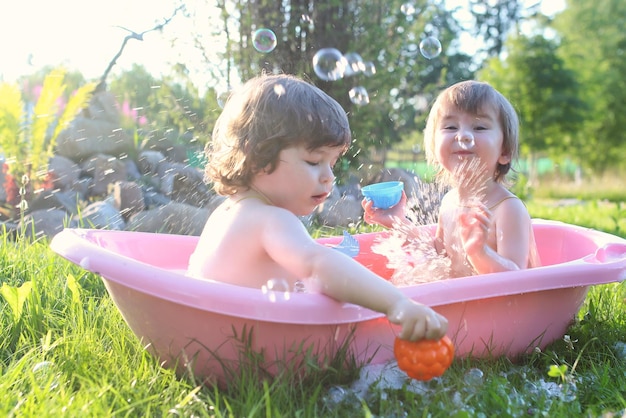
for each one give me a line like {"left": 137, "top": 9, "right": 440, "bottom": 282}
{"left": 3, "top": 0, "right": 624, "bottom": 183}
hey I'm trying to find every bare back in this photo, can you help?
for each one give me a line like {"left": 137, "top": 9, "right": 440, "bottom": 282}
{"left": 188, "top": 197, "right": 299, "bottom": 288}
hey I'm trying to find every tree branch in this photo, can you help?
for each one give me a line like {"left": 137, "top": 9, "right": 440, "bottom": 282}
{"left": 97, "top": 5, "right": 185, "bottom": 92}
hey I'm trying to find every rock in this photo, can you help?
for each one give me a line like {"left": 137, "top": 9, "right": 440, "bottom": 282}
{"left": 369, "top": 167, "right": 423, "bottom": 200}
{"left": 112, "top": 181, "right": 146, "bottom": 220}
{"left": 315, "top": 188, "right": 363, "bottom": 227}
{"left": 21, "top": 209, "right": 76, "bottom": 240}
{"left": 137, "top": 150, "right": 166, "bottom": 176}
{"left": 28, "top": 189, "right": 80, "bottom": 215}
{"left": 126, "top": 201, "right": 210, "bottom": 236}
{"left": 170, "top": 169, "right": 213, "bottom": 207}
{"left": 55, "top": 119, "right": 134, "bottom": 161}
{"left": 73, "top": 200, "right": 126, "bottom": 230}
{"left": 81, "top": 154, "right": 128, "bottom": 197}
{"left": 47, "top": 155, "right": 82, "bottom": 191}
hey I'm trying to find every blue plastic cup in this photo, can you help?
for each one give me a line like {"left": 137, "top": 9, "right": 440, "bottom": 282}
{"left": 361, "top": 181, "right": 404, "bottom": 209}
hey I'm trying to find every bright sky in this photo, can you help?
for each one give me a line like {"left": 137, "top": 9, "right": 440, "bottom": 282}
{"left": 0, "top": 0, "right": 219, "bottom": 86}
{"left": 1, "top": 0, "right": 565, "bottom": 89}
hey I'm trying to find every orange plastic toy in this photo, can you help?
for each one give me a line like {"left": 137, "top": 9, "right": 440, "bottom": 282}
{"left": 394, "top": 335, "right": 455, "bottom": 381}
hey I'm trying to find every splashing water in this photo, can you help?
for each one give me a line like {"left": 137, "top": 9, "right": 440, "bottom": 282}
{"left": 371, "top": 159, "right": 490, "bottom": 285}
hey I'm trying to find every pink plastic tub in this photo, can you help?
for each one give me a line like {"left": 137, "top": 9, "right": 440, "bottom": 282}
{"left": 50, "top": 219, "right": 626, "bottom": 383}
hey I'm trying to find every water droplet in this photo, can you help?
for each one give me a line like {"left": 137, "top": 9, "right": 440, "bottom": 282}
{"left": 419, "top": 36, "right": 442, "bottom": 59}
{"left": 294, "top": 280, "right": 307, "bottom": 293}
{"left": 252, "top": 28, "right": 277, "bottom": 53}
{"left": 348, "top": 86, "right": 370, "bottom": 106}
{"left": 312, "top": 48, "right": 347, "bottom": 81}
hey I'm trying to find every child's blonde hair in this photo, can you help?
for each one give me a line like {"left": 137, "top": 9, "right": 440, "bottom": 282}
{"left": 205, "top": 74, "right": 351, "bottom": 195}
{"left": 423, "top": 80, "right": 519, "bottom": 183}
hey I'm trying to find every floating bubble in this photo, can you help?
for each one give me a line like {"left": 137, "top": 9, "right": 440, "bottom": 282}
{"left": 401, "top": 2, "right": 417, "bottom": 16}
{"left": 300, "top": 14, "right": 314, "bottom": 31}
{"left": 293, "top": 280, "right": 307, "bottom": 293}
{"left": 343, "top": 52, "right": 365, "bottom": 76}
{"left": 32, "top": 361, "right": 60, "bottom": 390}
{"left": 419, "top": 36, "right": 442, "bottom": 59}
{"left": 252, "top": 28, "right": 277, "bottom": 53}
{"left": 348, "top": 86, "right": 370, "bottom": 106}
{"left": 363, "top": 61, "right": 376, "bottom": 76}
{"left": 312, "top": 48, "right": 347, "bottom": 81}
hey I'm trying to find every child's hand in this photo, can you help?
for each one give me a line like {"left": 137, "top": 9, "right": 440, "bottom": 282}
{"left": 387, "top": 298, "right": 448, "bottom": 341}
{"left": 362, "top": 191, "right": 407, "bottom": 228}
{"left": 458, "top": 203, "right": 492, "bottom": 257}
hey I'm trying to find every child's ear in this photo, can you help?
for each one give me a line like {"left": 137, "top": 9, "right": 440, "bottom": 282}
{"left": 498, "top": 153, "right": 511, "bottom": 165}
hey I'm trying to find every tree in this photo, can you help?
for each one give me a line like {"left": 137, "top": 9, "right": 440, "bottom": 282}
{"left": 478, "top": 34, "right": 585, "bottom": 180}
{"left": 552, "top": 0, "right": 626, "bottom": 173}
{"left": 216, "top": 0, "right": 474, "bottom": 174}
{"left": 468, "top": 0, "right": 536, "bottom": 59}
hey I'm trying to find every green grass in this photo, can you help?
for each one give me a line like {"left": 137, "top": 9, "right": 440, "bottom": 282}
{"left": 1, "top": 195, "right": 626, "bottom": 417}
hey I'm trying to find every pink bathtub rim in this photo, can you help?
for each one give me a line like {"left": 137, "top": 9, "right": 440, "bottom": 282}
{"left": 50, "top": 219, "right": 626, "bottom": 326}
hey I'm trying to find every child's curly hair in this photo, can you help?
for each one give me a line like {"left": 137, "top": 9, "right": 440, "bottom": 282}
{"left": 423, "top": 80, "right": 520, "bottom": 184}
{"left": 205, "top": 74, "right": 352, "bottom": 195}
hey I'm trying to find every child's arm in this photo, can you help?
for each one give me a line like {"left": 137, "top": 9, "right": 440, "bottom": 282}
{"left": 459, "top": 199, "right": 532, "bottom": 273}
{"left": 262, "top": 209, "right": 448, "bottom": 341}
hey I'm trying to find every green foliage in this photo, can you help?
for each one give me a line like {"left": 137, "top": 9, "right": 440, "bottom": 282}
{"left": 220, "top": 0, "right": 475, "bottom": 176}
{"left": 552, "top": 0, "right": 626, "bottom": 173}
{"left": 0, "top": 68, "right": 95, "bottom": 182}
{"left": 479, "top": 34, "right": 585, "bottom": 167}
{"left": 109, "top": 63, "right": 221, "bottom": 146}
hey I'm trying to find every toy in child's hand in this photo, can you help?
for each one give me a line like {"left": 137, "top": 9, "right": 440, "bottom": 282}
{"left": 394, "top": 335, "right": 455, "bottom": 381}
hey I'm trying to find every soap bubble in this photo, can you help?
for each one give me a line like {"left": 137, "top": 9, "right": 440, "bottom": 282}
{"left": 401, "top": 2, "right": 417, "bottom": 17}
{"left": 348, "top": 86, "right": 370, "bottom": 106}
{"left": 262, "top": 278, "right": 290, "bottom": 302}
{"left": 252, "top": 28, "right": 277, "bottom": 53}
{"left": 343, "top": 52, "right": 365, "bottom": 76}
{"left": 32, "top": 361, "right": 60, "bottom": 390}
{"left": 300, "top": 14, "right": 314, "bottom": 31}
{"left": 312, "top": 48, "right": 347, "bottom": 81}
{"left": 419, "top": 36, "right": 442, "bottom": 59}
{"left": 363, "top": 61, "right": 376, "bottom": 76}
{"left": 463, "top": 367, "right": 484, "bottom": 387}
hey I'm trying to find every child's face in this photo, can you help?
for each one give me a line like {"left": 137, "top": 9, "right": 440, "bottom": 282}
{"left": 255, "top": 144, "right": 343, "bottom": 216}
{"left": 433, "top": 105, "right": 510, "bottom": 181}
